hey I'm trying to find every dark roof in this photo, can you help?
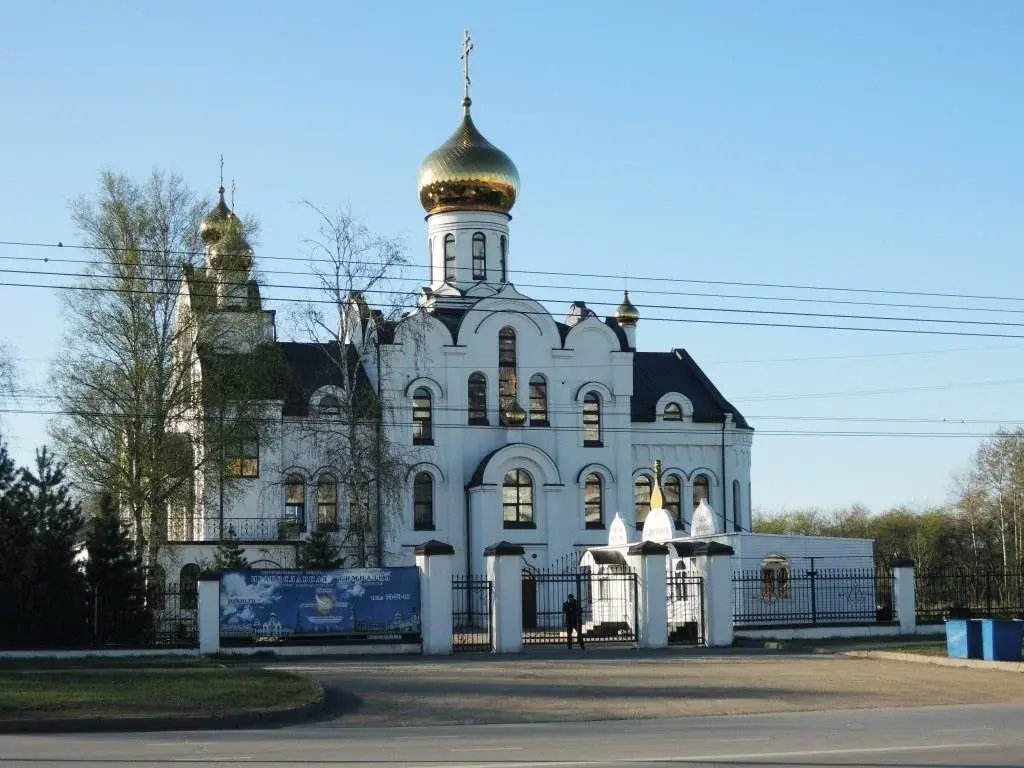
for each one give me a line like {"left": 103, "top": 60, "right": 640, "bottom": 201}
{"left": 428, "top": 306, "right": 467, "bottom": 344}
{"left": 199, "top": 341, "right": 377, "bottom": 417}
{"left": 632, "top": 349, "right": 750, "bottom": 429}
{"left": 583, "top": 550, "right": 629, "bottom": 566}
{"left": 667, "top": 541, "right": 736, "bottom": 557}
{"left": 467, "top": 446, "right": 504, "bottom": 488}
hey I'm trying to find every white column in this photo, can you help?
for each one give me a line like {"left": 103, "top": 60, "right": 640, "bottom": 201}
{"left": 682, "top": 482, "right": 694, "bottom": 531}
{"left": 628, "top": 541, "right": 668, "bottom": 649}
{"left": 415, "top": 540, "right": 456, "bottom": 655}
{"left": 485, "top": 541, "right": 524, "bottom": 654}
{"left": 892, "top": 558, "right": 917, "bottom": 634}
{"left": 198, "top": 576, "right": 221, "bottom": 655}
{"left": 694, "top": 545, "right": 735, "bottom": 648}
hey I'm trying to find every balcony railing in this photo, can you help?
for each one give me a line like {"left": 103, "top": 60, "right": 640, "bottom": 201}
{"left": 166, "top": 516, "right": 310, "bottom": 543}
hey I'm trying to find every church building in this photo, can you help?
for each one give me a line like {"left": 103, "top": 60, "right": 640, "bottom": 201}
{"left": 165, "top": 37, "right": 754, "bottom": 582}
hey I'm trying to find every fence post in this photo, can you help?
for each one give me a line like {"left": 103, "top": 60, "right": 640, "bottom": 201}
{"left": 628, "top": 541, "right": 668, "bottom": 649}
{"left": 414, "top": 540, "right": 456, "bottom": 656}
{"left": 485, "top": 541, "right": 525, "bottom": 654}
{"left": 197, "top": 573, "right": 221, "bottom": 655}
{"left": 694, "top": 542, "right": 735, "bottom": 647}
{"left": 891, "top": 557, "right": 916, "bottom": 634}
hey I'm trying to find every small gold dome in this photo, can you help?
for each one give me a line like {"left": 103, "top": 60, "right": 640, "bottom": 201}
{"left": 616, "top": 290, "right": 640, "bottom": 326}
{"left": 418, "top": 99, "right": 519, "bottom": 216}
{"left": 209, "top": 214, "right": 252, "bottom": 272}
{"left": 502, "top": 399, "right": 527, "bottom": 427}
{"left": 200, "top": 187, "right": 233, "bottom": 245}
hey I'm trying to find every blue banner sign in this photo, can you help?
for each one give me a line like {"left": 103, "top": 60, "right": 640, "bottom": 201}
{"left": 219, "top": 567, "right": 421, "bottom": 644}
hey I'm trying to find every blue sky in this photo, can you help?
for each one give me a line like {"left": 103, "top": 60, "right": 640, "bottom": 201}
{"left": 1, "top": 1, "right": 1022, "bottom": 514}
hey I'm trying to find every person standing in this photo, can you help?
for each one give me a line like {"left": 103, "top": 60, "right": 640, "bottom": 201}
{"left": 563, "top": 593, "right": 585, "bottom": 649}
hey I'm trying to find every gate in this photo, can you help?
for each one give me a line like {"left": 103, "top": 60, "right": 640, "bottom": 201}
{"left": 452, "top": 575, "right": 492, "bottom": 652}
{"left": 667, "top": 572, "right": 705, "bottom": 645}
{"left": 522, "top": 563, "right": 638, "bottom": 645}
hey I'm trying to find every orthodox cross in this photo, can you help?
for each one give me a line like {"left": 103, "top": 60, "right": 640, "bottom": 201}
{"left": 231, "top": 179, "right": 236, "bottom": 209}
{"left": 460, "top": 29, "right": 474, "bottom": 101}
{"left": 219, "top": 154, "right": 225, "bottom": 191}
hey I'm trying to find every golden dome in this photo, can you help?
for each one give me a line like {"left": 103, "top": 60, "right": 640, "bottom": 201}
{"left": 418, "top": 98, "right": 519, "bottom": 216}
{"left": 200, "top": 186, "right": 233, "bottom": 245}
{"left": 209, "top": 214, "right": 252, "bottom": 272}
{"left": 502, "top": 399, "right": 527, "bottom": 427}
{"left": 616, "top": 290, "right": 640, "bottom": 326}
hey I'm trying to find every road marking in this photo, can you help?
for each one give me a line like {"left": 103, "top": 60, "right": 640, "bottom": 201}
{"left": 405, "top": 740, "right": 1001, "bottom": 768}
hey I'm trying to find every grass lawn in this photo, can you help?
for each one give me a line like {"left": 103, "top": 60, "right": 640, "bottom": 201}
{"left": 0, "top": 666, "right": 320, "bottom": 720}
{"left": 881, "top": 643, "right": 948, "bottom": 656}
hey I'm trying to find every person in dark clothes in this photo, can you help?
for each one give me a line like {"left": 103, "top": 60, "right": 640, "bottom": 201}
{"left": 563, "top": 593, "right": 584, "bottom": 649}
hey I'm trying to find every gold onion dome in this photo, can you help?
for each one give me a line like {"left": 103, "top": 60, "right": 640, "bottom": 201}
{"left": 209, "top": 213, "right": 252, "bottom": 272}
{"left": 616, "top": 290, "right": 640, "bottom": 326}
{"left": 200, "top": 186, "right": 233, "bottom": 245}
{"left": 503, "top": 399, "right": 527, "bottom": 427}
{"left": 418, "top": 98, "right": 520, "bottom": 216}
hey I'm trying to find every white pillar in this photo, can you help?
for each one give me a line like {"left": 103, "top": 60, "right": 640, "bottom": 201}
{"left": 415, "top": 540, "right": 455, "bottom": 655}
{"left": 892, "top": 558, "right": 917, "bottom": 634}
{"left": 198, "top": 576, "right": 220, "bottom": 655}
{"left": 694, "top": 544, "right": 735, "bottom": 647}
{"left": 628, "top": 541, "right": 668, "bottom": 648}
{"left": 485, "top": 541, "right": 524, "bottom": 654}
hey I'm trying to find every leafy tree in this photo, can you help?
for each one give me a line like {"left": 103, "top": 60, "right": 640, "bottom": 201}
{"left": 85, "top": 492, "right": 151, "bottom": 645}
{"left": 297, "top": 530, "right": 344, "bottom": 569}
{"left": 212, "top": 528, "right": 248, "bottom": 570}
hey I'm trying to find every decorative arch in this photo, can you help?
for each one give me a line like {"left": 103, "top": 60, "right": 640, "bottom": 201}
{"left": 655, "top": 392, "right": 694, "bottom": 421}
{"left": 573, "top": 381, "right": 614, "bottom": 405}
{"left": 406, "top": 461, "right": 445, "bottom": 485}
{"left": 688, "top": 467, "right": 720, "bottom": 486}
{"left": 461, "top": 285, "right": 563, "bottom": 348}
{"left": 403, "top": 376, "right": 445, "bottom": 401}
{"left": 563, "top": 318, "right": 623, "bottom": 355}
{"left": 575, "top": 462, "right": 615, "bottom": 485}
{"left": 469, "top": 443, "right": 562, "bottom": 488}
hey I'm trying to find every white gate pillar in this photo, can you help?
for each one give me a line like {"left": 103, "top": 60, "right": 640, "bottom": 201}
{"left": 415, "top": 540, "right": 456, "bottom": 655}
{"left": 197, "top": 574, "right": 221, "bottom": 655}
{"left": 891, "top": 557, "right": 917, "bottom": 634}
{"left": 485, "top": 541, "right": 524, "bottom": 654}
{"left": 628, "top": 541, "right": 669, "bottom": 648}
{"left": 694, "top": 542, "right": 735, "bottom": 647}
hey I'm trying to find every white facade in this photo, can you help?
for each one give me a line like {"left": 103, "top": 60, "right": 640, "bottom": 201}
{"left": 163, "top": 85, "right": 756, "bottom": 585}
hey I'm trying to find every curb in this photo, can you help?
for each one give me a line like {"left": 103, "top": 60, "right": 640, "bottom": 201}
{"left": 842, "top": 649, "right": 1024, "bottom": 672}
{"left": 0, "top": 682, "right": 327, "bottom": 734}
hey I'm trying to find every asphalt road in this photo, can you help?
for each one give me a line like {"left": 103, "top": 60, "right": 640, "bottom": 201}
{"left": 1, "top": 703, "right": 1022, "bottom": 767}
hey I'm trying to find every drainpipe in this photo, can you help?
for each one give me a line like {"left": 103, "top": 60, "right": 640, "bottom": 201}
{"left": 464, "top": 486, "right": 472, "bottom": 576}
{"left": 721, "top": 416, "right": 729, "bottom": 533}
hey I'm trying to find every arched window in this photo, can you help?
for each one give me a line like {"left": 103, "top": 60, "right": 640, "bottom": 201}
{"left": 529, "top": 374, "right": 548, "bottom": 425}
{"left": 634, "top": 474, "right": 652, "bottom": 529}
{"left": 664, "top": 474, "right": 682, "bottom": 528}
{"left": 225, "top": 426, "right": 259, "bottom": 478}
{"left": 319, "top": 394, "right": 340, "bottom": 417}
{"left": 732, "top": 479, "right": 742, "bottom": 532}
{"left": 499, "top": 235, "right": 508, "bottom": 281}
{"left": 317, "top": 474, "right": 338, "bottom": 531}
{"left": 179, "top": 564, "right": 200, "bottom": 610}
{"left": 413, "top": 472, "right": 434, "bottom": 530}
{"left": 468, "top": 372, "right": 488, "bottom": 424}
{"left": 583, "top": 392, "right": 602, "bottom": 446}
{"left": 412, "top": 387, "right": 432, "bottom": 444}
{"left": 664, "top": 402, "right": 683, "bottom": 421}
{"left": 284, "top": 474, "right": 306, "bottom": 530}
{"left": 584, "top": 473, "right": 603, "bottom": 529}
{"left": 443, "top": 234, "right": 456, "bottom": 281}
{"left": 761, "top": 554, "right": 791, "bottom": 599}
{"left": 498, "top": 327, "right": 517, "bottom": 422}
{"left": 472, "top": 232, "right": 486, "bottom": 279}
{"left": 693, "top": 474, "right": 710, "bottom": 509}
{"left": 502, "top": 469, "right": 534, "bottom": 528}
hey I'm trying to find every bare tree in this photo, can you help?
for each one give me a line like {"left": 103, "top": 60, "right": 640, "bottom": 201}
{"left": 294, "top": 202, "right": 421, "bottom": 567}
{"left": 50, "top": 170, "right": 276, "bottom": 563}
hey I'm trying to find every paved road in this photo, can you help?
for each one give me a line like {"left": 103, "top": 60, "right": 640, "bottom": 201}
{"left": 1, "top": 703, "right": 1022, "bottom": 767}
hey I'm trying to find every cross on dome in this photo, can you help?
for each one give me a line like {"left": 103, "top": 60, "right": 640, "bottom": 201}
{"left": 460, "top": 29, "right": 474, "bottom": 104}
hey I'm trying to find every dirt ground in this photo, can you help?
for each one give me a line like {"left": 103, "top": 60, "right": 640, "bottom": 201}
{"left": 278, "top": 648, "right": 1024, "bottom": 727}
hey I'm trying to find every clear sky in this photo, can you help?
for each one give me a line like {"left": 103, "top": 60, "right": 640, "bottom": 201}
{"left": 1, "top": 1, "right": 1022, "bottom": 515}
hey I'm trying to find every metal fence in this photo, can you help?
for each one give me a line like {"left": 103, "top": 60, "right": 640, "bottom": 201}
{"left": 667, "top": 573, "right": 705, "bottom": 645}
{"left": 916, "top": 568, "right": 1024, "bottom": 623}
{"left": 733, "top": 567, "right": 895, "bottom": 628}
{"left": 166, "top": 516, "right": 306, "bottom": 542}
{"left": 522, "top": 566, "right": 638, "bottom": 645}
{"left": 452, "top": 575, "right": 492, "bottom": 652}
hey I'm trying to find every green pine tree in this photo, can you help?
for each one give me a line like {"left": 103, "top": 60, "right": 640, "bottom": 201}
{"left": 212, "top": 526, "right": 249, "bottom": 571}
{"left": 297, "top": 530, "right": 343, "bottom": 569}
{"left": 85, "top": 491, "right": 151, "bottom": 645}
{"left": 0, "top": 435, "right": 32, "bottom": 647}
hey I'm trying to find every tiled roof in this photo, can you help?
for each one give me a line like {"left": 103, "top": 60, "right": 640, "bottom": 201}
{"left": 631, "top": 349, "right": 750, "bottom": 429}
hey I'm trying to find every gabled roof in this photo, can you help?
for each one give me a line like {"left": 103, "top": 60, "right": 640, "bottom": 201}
{"left": 632, "top": 348, "right": 750, "bottom": 429}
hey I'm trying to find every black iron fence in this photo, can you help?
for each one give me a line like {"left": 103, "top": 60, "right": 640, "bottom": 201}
{"left": 166, "top": 516, "right": 307, "bottom": 542}
{"left": 733, "top": 567, "right": 895, "bottom": 628}
{"left": 522, "top": 566, "right": 638, "bottom": 645}
{"left": 452, "top": 575, "right": 492, "bottom": 652}
{"left": 667, "top": 573, "right": 705, "bottom": 645}
{"left": 916, "top": 568, "right": 1024, "bottom": 623}
{"left": 0, "top": 583, "right": 197, "bottom": 650}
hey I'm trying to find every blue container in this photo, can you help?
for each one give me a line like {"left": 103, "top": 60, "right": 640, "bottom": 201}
{"left": 945, "top": 618, "right": 983, "bottom": 659}
{"left": 980, "top": 619, "right": 1024, "bottom": 661}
